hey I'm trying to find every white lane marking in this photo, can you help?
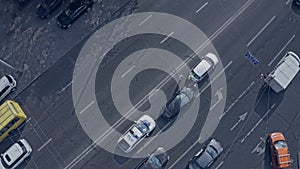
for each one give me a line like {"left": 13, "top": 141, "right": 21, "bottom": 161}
{"left": 194, "top": 0, "right": 255, "bottom": 55}
{"left": 247, "top": 16, "right": 276, "bottom": 47}
{"left": 241, "top": 104, "right": 276, "bottom": 143}
{"left": 167, "top": 138, "right": 201, "bottom": 169}
{"left": 219, "top": 81, "right": 255, "bottom": 120}
{"left": 139, "top": 15, "right": 152, "bottom": 26}
{"left": 160, "top": 32, "right": 174, "bottom": 44}
{"left": 58, "top": 80, "right": 73, "bottom": 94}
{"left": 268, "top": 34, "right": 295, "bottom": 66}
{"left": 286, "top": 0, "right": 292, "bottom": 5}
{"left": 38, "top": 138, "right": 53, "bottom": 152}
{"left": 251, "top": 137, "right": 265, "bottom": 156}
{"left": 64, "top": 1, "right": 255, "bottom": 168}
{"left": 197, "top": 61, "right": 233, "bottom": 97}
{"left": 0, "top": 59, "right": 17, "bottom": 71}
{"left": 121, "top": 66, "right": 135, "bottom": 78}
{"left": 25, "top": 117, "right": 32, "bottom": 123}
{"left": 215, "top": 161, "right": 224, "bottom": 169}
{"left": 196, "top": 2, "right": 208, "bottom": 13}
{"left": 230, "top": 112, "right": 248, "bottom": 131}
{"left": 79, "top": 101, "right": 95, "bottom": 115}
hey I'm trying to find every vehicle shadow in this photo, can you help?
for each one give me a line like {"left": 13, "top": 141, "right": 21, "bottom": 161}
{"left": 291, "top": 0, "right": 300, "bottom": 15}
{"left": 113, "top": 148, "right": 131, "bottom": 165}
{"left": 254, "top": 84, "right": 284, "bottom": 119}
{"left": 264, "top": 137, "right": 273, "bottom": 169}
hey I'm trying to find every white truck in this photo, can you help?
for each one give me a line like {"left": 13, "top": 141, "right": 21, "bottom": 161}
{"left": 265, "top": 51, "right": 300, "bottom": 93}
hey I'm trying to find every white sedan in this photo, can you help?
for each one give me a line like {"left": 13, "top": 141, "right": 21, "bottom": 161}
{"left": 118, "top": 115, "right": 156, "bottom": 153}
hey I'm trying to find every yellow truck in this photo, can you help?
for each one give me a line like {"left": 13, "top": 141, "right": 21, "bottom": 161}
{"left": 0, "top": 100, "right": 27, "bottom": 141}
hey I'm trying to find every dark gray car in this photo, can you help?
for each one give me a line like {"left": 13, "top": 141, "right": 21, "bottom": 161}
{"left": 162, "top": 87, "right": 194, "bottom": 120}
{"left": 187, "top": 139, "right": 223, "bottom": 169}
{"left": 135, "top": 147, "right": 169, "bottom": 169}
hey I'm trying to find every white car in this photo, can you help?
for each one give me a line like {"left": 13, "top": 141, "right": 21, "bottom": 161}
{"left": 118, "top": 115, "right": 156, "bottom": 153}
{"left": 0, "top": 139, "right": 32, "bottom": 169}
{"left": 188, "top": 53, "right": 219, "bottom": 83}
{"left": 0, "top": 75, "right": 17, "bottom": 102}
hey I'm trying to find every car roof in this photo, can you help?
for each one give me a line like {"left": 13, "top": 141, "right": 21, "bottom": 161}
{"left": 196, "top": 151, "right": 213, "bottom": 168}
{"left": 192, "top": 59, "right": 213, "bottom": 77}
{"left": 2, "top": 143, "right": 23, "bottom": 166}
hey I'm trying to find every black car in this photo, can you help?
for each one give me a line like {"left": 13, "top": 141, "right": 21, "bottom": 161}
{"left": 295, "top": 0, "right": 300, "bottom": 5}
{"left": 135, "top": 147, "right": 169, "bottom": 169}
{"left": 57, "top": 0, "right": 93, "bottom": 29}
{"left": 187, "top": 139, "right": 223, "bottom": 169}
{"left": 36, "top": 0, "right": 63, "bottom": 19}
{"left": 162, "top": 87, "right": 194, "bottom": 120}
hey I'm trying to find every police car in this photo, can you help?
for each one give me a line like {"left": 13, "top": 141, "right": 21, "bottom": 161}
{"left": 117, "top": 115, "right": 156, "bottom": 153}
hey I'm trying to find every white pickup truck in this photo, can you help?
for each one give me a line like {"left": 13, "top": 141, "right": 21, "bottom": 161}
{"left": 265, "top": 51, "right": 300, "bottom": 93}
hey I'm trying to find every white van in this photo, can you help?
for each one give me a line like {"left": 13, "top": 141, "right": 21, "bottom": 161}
{"left": 188, "top": 53, "right": 219, "bottom": 83}
{"left": 0, "top": 75, "right": 17, "bottom": 102}
{"left": 265, "top": 51, "right": 300, "bottom": 93}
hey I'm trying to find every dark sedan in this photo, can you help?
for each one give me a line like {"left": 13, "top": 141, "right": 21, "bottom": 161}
{"left": 187, "top": 139, "right": 223, "bottom": 169}
{"left": 135, "top": 147, "right": 169, "bottom": 169}
{"left": 36, "top": 0, "right": 63, "bottom": 19}
{"left": 162, "top": 87, "right": 194, "bottom": 120}
{"left": 57, "top": 0, "right": 93, "bottom": 29}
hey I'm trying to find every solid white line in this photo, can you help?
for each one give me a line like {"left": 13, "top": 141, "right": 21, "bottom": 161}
{"left": 241, "top": 104, "right": 275, "bottom": 143}
{"left": 0, "top": 59, "right": 17, "bottom": 71}
{"left": 160, "top": 32, "right": 174, "bottom": 44}
{"left": 194, "top": 0, "right": 255, "bottom": 55}
{"left": 168, "top": 138, "right": 200, "bottom": 169}
{"left": 215, "top": 161, "right": 224, "bottom": 169}
{"left": 196, "top": 2, "right": 208, "bottom": 13}
{"left": 268, "top": 34, "right": 295, "bottom": 66}
{"left": 219, "top": 81, "right": 255, "bottom": 120}
{"left": 247, "top": 16, "right": 276, "bottom": 47}
{"left": 38, "top": 138, "right": 53, "bottom": 152}
{"left": 26, "top": 117, "right": 32, "bottom": 123}
{"left": 121, "top": 66, "right": 135, "bottom": 78}
{"left": 197, "top": 61, "right": 233, "bottom": 97}
{"left": 286, "top": 0, "right": 292, "bottom": 5}
{"left": 79, "top": 101, "right": 95, "bottom": 115}
{"left": 139, "top": 15, "right": 152, "bottom": 26}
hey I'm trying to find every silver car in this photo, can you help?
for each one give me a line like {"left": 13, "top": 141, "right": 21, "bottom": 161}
{"left": 0, "top": 75, "right": 17, "bottom": 102}
{"left": 187, "top": 139, "right": 223, "bottom": 169}
{"left": 0, "top": 139, "right": 32, "bottom": 169}
{"left": 135, "top": 147, "right": 169, "bottom": 169}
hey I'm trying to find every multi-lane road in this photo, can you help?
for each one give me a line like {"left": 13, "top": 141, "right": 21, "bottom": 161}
{"left": 1, "top": 0, "right": 300, "bottom": 168}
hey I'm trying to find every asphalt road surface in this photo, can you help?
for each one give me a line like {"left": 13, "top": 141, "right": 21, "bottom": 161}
{"left": 1, "top": 0, "right": 300, "bottom": 169}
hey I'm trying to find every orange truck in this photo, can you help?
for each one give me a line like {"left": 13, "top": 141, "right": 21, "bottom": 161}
{"left": 268, "top": 132, "right": 291, "bottom": 169}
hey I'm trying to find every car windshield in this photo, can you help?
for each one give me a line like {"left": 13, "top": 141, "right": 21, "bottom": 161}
{"left": 148, "top": 154, "right": 162, "bottom": 167}
{"left": 206, "top": 145, "right": 218, "bottom": 158}
{"left": 136, "top": 121, "right": 149, "bottom": 134}
{"left": 274, "top": 140, "right": 287, "bottom": 149}
{"left": 191, "top": 70, "right": 201, "bottom": 80}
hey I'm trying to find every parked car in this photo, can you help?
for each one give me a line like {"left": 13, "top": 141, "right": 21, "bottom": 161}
{"left": 268, "top": 132, "right": 291, "bottom": 169}
{"left": 187, "top": 139, "right": 223, "bottom": 169}
{"left": 162, "top": 87, "right": 194, "bottom": 120}
{"left": 135, "top": 147, "right": 169, "bottom": 169}
{"left": 0, "top": 75, "right": 17, "bottom": 102}
{"left": 57, "top": 0, "right": 94, "bottom": 29}
{"left": 295, "top": 0, "right": 300, "bottom": 6}
{"left": 188, "top": 53, "right": 219, "bottom": 83}
{"left": 36, "top": 0, "right": 63, "bottom": 19}
{"left": 117, "top": 115, "right": 156, "bottom": 153}
{"left": 0, "top": 139, "right": 32, "bottom": 169}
